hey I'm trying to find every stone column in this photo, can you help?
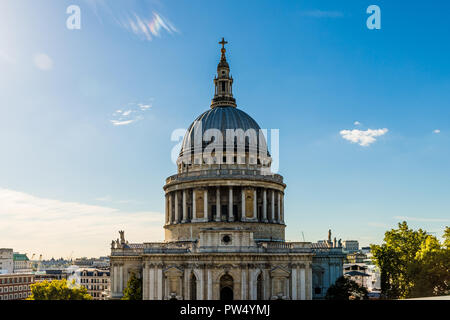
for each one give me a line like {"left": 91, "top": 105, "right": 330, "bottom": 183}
{"left": 241, "top": 188, "right": 246, "bottom": 221}
{"left": 168, "top": 193, "right": 173, "bottom": 224}
{"left": 165, "top": 195, "right": 169, "bottom": 225}
{"left": 157, "top": 266, "right": 163, "bottom": 300}
{"left": 149, "top": 266, "right": 155, "bottom": 300}
{"left": 277, "top": 192, "right": 281, "bottom": 224}
{"left": 174, "top": 192, "right": 179, "bottom": 224}
{"left": 207, "top": 268, "right": 213, "bottom": 300}
{"left": 228, "top": 187, "right": 234, "bottom": 222}
{"left": 184, "top": 268, "right": 189, "bottom": 300}
{"left": 241, "top": 268, "right": 247, "bottom": 299}
{"left": 280, "top": 193, "right": 284, "bottom": 224}
{"left": 192, "top": 189, "right": 197, "bottom": 221}
{"left": 204, "top": 189, "right": 208, "bottom": 222}
{"left": 262, "top": 189, "right": 268, "bottom": 222}
{"left": 215, "top": 188, "right": 221, "bottom": 222}
{"left": 263, "top": 269, "right": 271, "bottom": 300}
{"left": 291, "top": 265, "right": 298, "bottom": 300}
{"left": 197, "top": 269, "right": 204, "bottom": 300}
{"left": 300, "top": 267, "right": 306, "bottom": 300}
{"left": 271, "top": 190, "right": 275, "bottom": 222}
{"left": 182, "top": 189, "right": 187, "bottom": 223}
{"left": 306, "top": 263, "right": 312, "bottom": 300}
{"left": 253, "top": 188, "right": 257, "bottom": 220}
{"left": 119, "top": 265, "right": 123, "bottom": 294}
{"left": 112, "top": 265, "right": 117, "bottom": 294}
{"left": 143, "top": 263, "right": 148, "bottom": 300}
{"left": 249, "top": 269, "right": 257, "bottom": 300}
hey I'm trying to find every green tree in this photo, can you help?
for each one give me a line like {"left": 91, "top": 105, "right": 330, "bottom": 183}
{"left": 28, "top": 279, "right": 92, "bottom": 300}
{"left": 122, "top": 272, "right": 142, "bottom": 300}
{"left": 371, "top": 222, "right": 450, "bottom": 299}
{"left": 325, "top": 276, "right": 368, "bottom": 300}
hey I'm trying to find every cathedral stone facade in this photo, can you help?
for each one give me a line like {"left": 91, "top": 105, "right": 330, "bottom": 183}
{"left": 109, "top": 39, "right": 344, "bottom": 300}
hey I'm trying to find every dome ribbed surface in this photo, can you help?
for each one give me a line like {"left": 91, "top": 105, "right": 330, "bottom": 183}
{"left": 180, "top": 106, "right": 268, "bottom": 157}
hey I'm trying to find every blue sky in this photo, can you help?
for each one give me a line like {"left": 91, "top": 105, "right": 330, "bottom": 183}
{"left": 0, "top": 0, "right": 449, "bottom": 258}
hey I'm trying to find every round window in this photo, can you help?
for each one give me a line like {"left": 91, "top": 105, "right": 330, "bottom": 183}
{"left": 222, "top": 235, "right": 231, "bottom": 244}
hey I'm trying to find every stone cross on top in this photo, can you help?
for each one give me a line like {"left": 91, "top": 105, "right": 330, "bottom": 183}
{"left": 219, "top": 37, "right": 228, "bottom": 49}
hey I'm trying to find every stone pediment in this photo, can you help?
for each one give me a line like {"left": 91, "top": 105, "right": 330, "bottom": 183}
{"left": 164, "top": 266, "right": 183, "bottom": 277}
{"left": 270, "top": 266, "right": 290, "bottom": 277}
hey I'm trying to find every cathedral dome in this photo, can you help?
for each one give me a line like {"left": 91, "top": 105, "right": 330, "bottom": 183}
{"left": 179, "top": 106, "right": 269, "bottom": 157}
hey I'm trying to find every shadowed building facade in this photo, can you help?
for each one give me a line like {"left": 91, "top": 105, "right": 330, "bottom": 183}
{"left": 109, "top": 39, "right": 344, "bottom": 300}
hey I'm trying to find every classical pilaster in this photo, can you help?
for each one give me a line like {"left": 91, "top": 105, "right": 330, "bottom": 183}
{"left": 241, "top": 188, "right": 246, "bottom": 221}
{"left": 207, "top": 268, "right": 213, "bottom": 300}
{"left": 119, "top": 265, "right": 123, "bottom": 293}
{"left": 249, "top": 269, "right": 257, "bottom": 300}
{"left": 291, "top": 265, "right": 298, "bottom": 300}
{"left": 149, "top": 266, "right": 155, "bottom": 300}
{"left": 174, "top": 192, "right": 179, "bottom": 224}
{"left": 196, "top": 268, "right": 204, "bottom": 300}
{"left": 280, "top": 193, "right": 284, "bottom": 224}
{"left": 262, "top": 189, "right": 268, "bottom": 222}
{"left": 271, "top": 190, "right": 275, "bottom": 222}
{"left": 184, "top": 268, "right": 189, "bottom": 300}
{"left": 204, "top": 189, "right": 208, "bottom": 222}
{"left": 165, "top": 195, "right": 169, "bottom": 225}
{"left": 253, "top": 188, "right": 257, "bottom": 220}
{"left": 143, "top": 263, "right": 149, "bottom": 300}
{"left": 241, "top": 267, "right": 248, "bottom": 299}
{"left": 300, "top": 267, "right": 306, "bottom": 300}
{"left": 182, "top": 189, "right": 187, "bottom": 223}
{"left": 192, "top": 189, "right": 197, "bottom": 221}
{"left": 168, "top": 193, "right": 173, "bottom": 224}
{"left": 263, "top": 269, "right": 271, "bottom": 300}
{"left": 306, "top": 263, "right": 312, "bottom": 300}
{"left": 277, "top": 192, "right": 281, "bottom": 224}
{"left": 228, "top": 187, "right": 234, "bottom": 221}
{"left": 215, "top": 188, "right": 221, "bottom": 222}
{"left": 157, "top": 266, "right": 163, "bottom": 300}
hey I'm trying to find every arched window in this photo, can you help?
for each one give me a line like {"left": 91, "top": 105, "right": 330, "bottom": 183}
{"left": 190, "top": 274, "right": 197, "bottom": 300}
{"left": 257, "top": 273, "right": 264, "bottom": 300}
{"left": 220, "top": 274, "right": 233, "bottom": 300}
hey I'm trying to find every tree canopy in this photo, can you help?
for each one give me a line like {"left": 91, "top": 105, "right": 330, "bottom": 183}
{"left": 371, "top": 222, "right": 450, "bottom": 299}
{"left": 325, "top": 276, "right": 368, "bottom": 300}
{"left": 28, "top": 279, "right": 92, "bottom": 300}
{"left": 122, "top": 272, "right": 142, "bottom": 300}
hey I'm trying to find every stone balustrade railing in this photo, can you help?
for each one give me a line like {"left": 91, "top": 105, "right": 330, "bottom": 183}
{"left": 165, "top": 169, "right": 284, "bottom": 185}
{"left": 111, "top": 241, "right": 339, "bottom": 256}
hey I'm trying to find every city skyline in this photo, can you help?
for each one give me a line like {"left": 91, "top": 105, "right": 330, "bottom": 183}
{"left": 1, "top": 0, "right": 450, "bottom": 258}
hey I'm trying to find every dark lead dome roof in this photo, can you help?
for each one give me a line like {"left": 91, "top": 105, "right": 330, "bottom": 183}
{"left": 180, "top": 106, "right": 269, "bottom": 157}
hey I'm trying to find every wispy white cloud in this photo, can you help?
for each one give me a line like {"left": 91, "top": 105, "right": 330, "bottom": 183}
{"left": 33, "top": 53, "right": 53, "bottom": 71}
{"left": 340, "top": 128, "right": 388, "bottom": 147}
{"left": 83, "top": 1, "right": 179, "bottom": 41}
{"left": 122, "top": 12, "right": 178, "bottom": 41}
{"left": 300, "top": 10, "right": 344, "bottom": 18}
{"left": 393, "top": 216, "right": 450, "bottom": 223}
{"left": 110, "top": 101, "right": 153, "bottom": 126}
{"left": 0, "top": 188, "right": 164, "bottom": 258}
{"left": 433, "top": 129, "right": 441, "bottom": 134}
{"left": 354, "top": 121, "right": 361, "bottom": 126}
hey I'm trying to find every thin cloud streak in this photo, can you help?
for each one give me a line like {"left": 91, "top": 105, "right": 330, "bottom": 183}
{"left": 0, "top": 188, "right": 164, "bottom": 258}
{"left": 110, "top": 101, "right": 153, "bottom": 126}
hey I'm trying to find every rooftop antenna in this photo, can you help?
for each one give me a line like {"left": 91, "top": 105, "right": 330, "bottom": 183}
{"left": 301, "top": 231, "right": 305, "bottom": 242}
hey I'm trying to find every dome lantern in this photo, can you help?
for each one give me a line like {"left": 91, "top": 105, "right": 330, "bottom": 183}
{"left": 211, "top": 38, "right": 237, "bottom": 108}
